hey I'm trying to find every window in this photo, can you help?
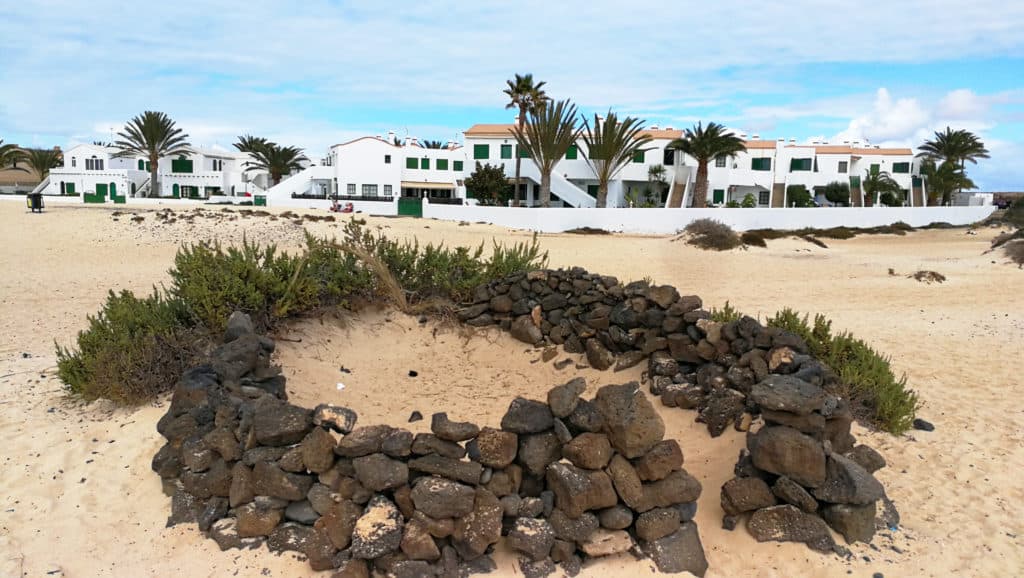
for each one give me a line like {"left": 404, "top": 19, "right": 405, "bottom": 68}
{"left": 758, "top": 191, "right": 770, "bottom": 205}
{"left": 406, "top": 157, "right": 418, "bottom": 169}
{"left": 71, "top": 157, "right": 76, "bottom": 167}
{"left": 870, "top": 163, "right": 880, "bottom": 175}
{"left": 362, "top": 184, "right": 378, "bottom": 196}
{"left": 383, "top": 184, "right": 393, "bottom": 196}
{"left": 789, "top": 158, "right": 812, "bottom": 172}
{"left": 751, "top": 157, "right": 771, "bottom": 171}
{"left": 712, "top": 189, "right": 725, "bottom": 204}
{"left": 838, "top": 161, "right": 848, "bottom": 173}
{"left": 663, "top": 148, "right": 675, "bottom": 165}
{"left": 85, "top": 157, "right": 104, "bottom": 170}
{"left": 892, "top": 162, "right": 910, "bottom": 173}
{"left": 436, "top": 158, "right": 448, "bottom": 170}
{"left": 632, "top": 150, "right": 645, "bottom": 163}
{"left": 138, "top": 159, "right": 145, "bottom": 170}
{"left": 211, "top": 159, "right": 223, "bottom": 171}
{"left": 473, "top": 144, "right": 489, "bottom": 159}
{"left": 420, "top": 158, "right": 429, "bottom": 170}
{"left": 347, "top": 183, "right": 356, "bottom": 194}
{"left": 518, "top": 145, "right": 529, "bottom": 159}
{"left": 170, "top": 157, "right": 193, "bottom": 173}
{"left": 566, "top": 145, "right": 578, "bottom": 160}
{"left": 715, "top": 156, "right": 726, "bottom": 168}
{"left": 453, "top": 160, "right": 464, "bottom": 171}
{"left": 500, "top": 144, "right": 513, "bottom": 159}
{"left": 145, "top": 161, "right": 151, "bottom": 172}
{"left": 587, "top": 184, "right": 599, "bottom": 198}
{"left": 384, "top": 155, "right": 391, "bottom": 164}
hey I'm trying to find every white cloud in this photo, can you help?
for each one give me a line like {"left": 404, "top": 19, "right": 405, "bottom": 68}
{"left": 835, "top": 89, "right": 932, "bottom": 143}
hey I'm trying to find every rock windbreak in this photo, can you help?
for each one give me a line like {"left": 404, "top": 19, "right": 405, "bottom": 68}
{"left": 154, "top": 311, "right": 709, "bottom": 577}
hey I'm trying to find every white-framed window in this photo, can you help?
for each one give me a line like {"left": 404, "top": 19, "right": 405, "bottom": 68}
{"left": 347, "top": 183, "right": 356, "bottom": 195}
{"left": 362, "top": 184, "right": 378, "bottom": 196}
{"left": 85, "top": 157, "right": 104, "bottom": 171}
{"left": 212, "top": 159, "right": 224, "bottom": 171}
{"left": 838, "top": 161, "right": 848, "bottom": 173}
{"left": 758, "top": 191, "right": 770, "bottom": 205}
{"left": 383, "top": 184, "right": 393, "bottom": 196}
{"left": 715, "top": 156, "right": 726, "bottom": 168}
{"left": 71, "top": 157, "right": 76, "bottom": 167}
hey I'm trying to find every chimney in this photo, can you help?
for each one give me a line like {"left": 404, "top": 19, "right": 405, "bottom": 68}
{"left": 740, "top": 133, "right": 748, "bottom": 139}
{"left": 665, "top": 126, "right": 674, "bottom": 131}
{"left": 751, "top": 134, "right": 760, "bottom": 140}
{"left": 777, "top": 138, "right": 784, "bottom": 142}
{"left": 387, "top": 130, "right": 395, "bottom": 142}
{"left": 789, "top": 138, "right": 796, "bottom": 143}
{"left": 650, "top": 124, "right": 660, "bottom": 130}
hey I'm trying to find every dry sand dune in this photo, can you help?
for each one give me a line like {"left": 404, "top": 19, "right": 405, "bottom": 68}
{"left": 0, "top": 200, "right": 1021, "bottom": 578}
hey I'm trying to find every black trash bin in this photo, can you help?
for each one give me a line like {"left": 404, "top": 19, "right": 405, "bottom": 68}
{"left": 27, "top": 192, "right": 44, "bottom": 213}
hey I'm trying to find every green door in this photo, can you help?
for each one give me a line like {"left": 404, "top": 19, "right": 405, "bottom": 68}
{"left": 398, "top": 197, "right": 422, "bottom": 217}
{"left": 172, "top": 184, "right": 180, "bottom": 199}
{"left": 85, "top": 183, "right": 107, "bottom": 203}
{"left": 66, "top": 183, "right": 75, "bottom": 196}
{"left": 110, "top": 182, "right": 126, "bottom": 204}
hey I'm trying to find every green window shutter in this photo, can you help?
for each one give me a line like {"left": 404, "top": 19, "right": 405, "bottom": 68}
{"left": 632, "top": 150, "right": 645, "bottom": 163}
{"left": 500, "top": 144, "right": 512, "bottom": 159}
{"left": 421, "top": 158, "right": 429, "bottom": 170}
{"left": 870, "top": 163, "right": 880, "bottom": 175}
{"left": 473, "top": 144, "right": 489, "bottom": 160}
{"left": 912, "top": 176, "right": 923, "bottom": 187}
{"left": 137, "top": 159, "right": 144, "bottom": 170}
{"left": 518, "top": 145, "right": 530, "bottom": 159}
{"left": 406, "top": 157, "right": 418, "bottom": 169}
{"left": 849, "top": 176, "right": 861, "bottom": 188}
{"left": 566, "top": 145, "right": 578, "bottom": 160}
{"left": 752, "top": 158, "right": 771, "bottom": 171}
{"left": 790, "top": 158, "right": 811, "bottom": 171}
{"left": 713, "top": 189, "right": 725, "bottom": 204}
{"left": 436, "top": 159, "right": 448, "bottom": 170}
{"left": 453, "top": 160, "right": 464, "bottom": 171}
{"left": 892, "top": 162, "right": 910, "bottom": 173}
{"left": 145, "top": 161, "right": 151, "bottom": 172}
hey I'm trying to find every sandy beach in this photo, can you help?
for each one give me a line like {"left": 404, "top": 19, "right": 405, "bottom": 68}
{"left": 1, "top": 200, "right": 1021, "bottom": 578}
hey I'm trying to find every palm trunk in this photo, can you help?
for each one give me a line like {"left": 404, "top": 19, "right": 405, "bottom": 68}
{"left": 150, "top": 156, "right": 158, "bottom": 198}
{"left": 597, "top": 181, "right": 608, "bottom": 208}
{"left": 692, "top": 161, "right": 709, "bottom": 208}
{"left": 513, "top": 107, "right": 526, "bottom": 208}
{"left": 540, "top": 171, "right": 551, "bottom": 208}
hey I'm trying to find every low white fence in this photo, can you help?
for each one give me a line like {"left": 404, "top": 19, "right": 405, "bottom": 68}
{"left": 268, "top": 196, "right": 399, "bottom": 216}
{"left": 421, "top": 203, "right": 996, "bottom": 233}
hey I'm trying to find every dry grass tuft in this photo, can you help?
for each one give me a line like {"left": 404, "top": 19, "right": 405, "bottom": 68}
{"left": 909, "top": 270, "right": 946, "bottom": 284}
{"left": 1004, "top": 239, "right": 1024, "bottom": 268}
{"left": 679, "top": 219, "right": 742, "bottom": 251}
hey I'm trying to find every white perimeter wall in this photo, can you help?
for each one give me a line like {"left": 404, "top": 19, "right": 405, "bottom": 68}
{"left": 421, "top": 203, "right": 996, "bottom": 234}
{"left": 269, "top": 196, "right": 399, "bottom": 216}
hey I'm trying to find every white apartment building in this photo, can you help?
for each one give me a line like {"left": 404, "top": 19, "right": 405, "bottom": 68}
{"left": 40, "top": 144, "right": 269, "bottom": 202}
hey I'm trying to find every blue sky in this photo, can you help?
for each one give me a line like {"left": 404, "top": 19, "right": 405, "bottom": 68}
{"left": 1, "top": 0, "right": 1022, "bottom": 189}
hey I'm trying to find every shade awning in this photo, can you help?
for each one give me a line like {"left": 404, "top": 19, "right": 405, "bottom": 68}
{"left": 401, "top": 181, "right": 455, "bottom": 190}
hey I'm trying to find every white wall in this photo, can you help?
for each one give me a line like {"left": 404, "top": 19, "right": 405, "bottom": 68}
{"left": 269, "top": 195, "right": 399, "bottom": 216}
{"left": 421, "top": 202, "right": 995, "bottom": 234}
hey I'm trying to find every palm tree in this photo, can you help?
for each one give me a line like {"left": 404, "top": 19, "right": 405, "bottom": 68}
{"left": 23, "top": 148, "right": 63, "bottom": 181}
{"left": 920, "top": 159, "right": 976, "bottom": 206}
{"left": 917, "top": 127, "right": 989, "bottom": 196}
{"left": 421, "top": 140, "right": 445, "bottom": 149}
{"left": 0, "top": 139, "right": 26, "bottom": 170}
{"left": 504, "top": 74, "right": 549, "bottom": 207}
{"left": 581, "top": 112, "right": 653, "bottom": 208}
{"left": 233, "top": 134, "right": 271, "bottom": 154}
{"left": 512, "top": 99, "right": 581, "bottom": 207}
{"left": 861, "top": 169, "right": 902, "bottom": 206}
{"left": 245, "top": 143, "right": 309, "bottom": 185}
{"left": 113, "top": 111, "right": 191, "bottom": 197}
{"left": 667, "top": 122, "right": 746, "bottom": 208}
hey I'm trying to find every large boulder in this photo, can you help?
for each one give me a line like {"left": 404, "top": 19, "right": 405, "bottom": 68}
{"left": 748, "top": 426, "right": 827, "bottom": 488}
{"left": 642, "top": 523, "right": 708, "bottom": 577}
{"left": 501, "top": 397, "right": 554, "bottom": 434}
{"left": 546, "top": 462, "right": 618, "bottom": 518}
{"left": 252, "top": 399, "right": 313, "bottom": 446}
{"left": 350, "top": 496, "right": 404, "bottom": 559}
{"left": 410, "top": 476, "right": 476, "bottom": 519}
{"left": 749, "top": 375, "right": 826, "bottom": 415}
{"left": 452, "top": 489, "right": 503, "bottom": 560}
{"left": 594, "top": 383, "right": 665, "bottom": 459}
{"left": 720, "top": 477, "right": 777, "bottom": 515}
{"left": 811, "top": 454, "right": 885, "bottom": 505}
{"left": 511, "top": 315, "right": 543, "bottom": 345}
{"left": 747, "top": 505, "right": 835, "bottom": 552}
{"left": 352, "top": 453, "right": 409, "bottom": 491}
{"left": 821, "top": 502, "right": 877, "bottom": 544}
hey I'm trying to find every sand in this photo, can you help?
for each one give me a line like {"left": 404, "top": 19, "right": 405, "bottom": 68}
{"left": 0, "top": 200, "right": 1021, "bottom": 578}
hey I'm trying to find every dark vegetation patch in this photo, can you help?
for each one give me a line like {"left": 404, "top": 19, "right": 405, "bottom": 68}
{"left": 1004, "top": 240, "right": 1024, "bottom": 268}
{"left": 679, "top": 219, "right": 742, "bottom": 251}
{"left": 564, "top": 226, "right": 611, "bottom": 235}
{"left": 909, "top": 270, "right": 946, "bottom": 284}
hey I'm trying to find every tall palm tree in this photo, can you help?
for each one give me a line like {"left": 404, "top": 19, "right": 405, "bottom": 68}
{"left": 917, "top": 127, "right": 989, "bottom": 196}
{"left": 581, "top": 111, "right": 653, "bottom": 208}
{"left": 233, "top": 134, "right": 271, "bottom": 154}
{"left": 23, "top": 148, "right": 63, "bottom": 181}
{"left": 245, "top": 143, "right": 309, "bottom": 185}
{"left": 861, "top": 169, "right": 901, "bottom": 206}
{"left": 0, "top": 139, "right": 27, "bottom": 170}
{"left": 920, "top": 159, "right": 976, "bottom": 206}
{"left": 512, "top": 99, "right": 581, "bottom": 207}
{"left": 113, "top": 111, "right": 191, "bottom": 197}
{"left": 504, "top": 74, "right": 549, "bottom": 207}
{"left": 667, "top": 122, "right": 746, "bottom": 208}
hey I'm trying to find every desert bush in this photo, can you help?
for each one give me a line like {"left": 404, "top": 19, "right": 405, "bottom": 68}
{"left": 765, "top": 308, "right": 919, "bottom": 434}
{"left": 991, "top": 228, "right": 1024, "bottom": 250}
{"left": 56, "top": 290, "right": 201, "bottom": 403}
{"left": 1005, "top": 239, "right": 1024, "bottom": 267}
{"left": 1004, "top": 197, "right": 1024, "bottom": 228}
{"left": 709, "top": 301, "right": 743, "bottom": 323}
{"left": 683, "top": 219, "right": 742, "bottom": 251}
{"left": 740, "top": 231, "right": 767, "bottom": 247}
{"left": 741, "top": 193, "right": 757, "bottom": 208}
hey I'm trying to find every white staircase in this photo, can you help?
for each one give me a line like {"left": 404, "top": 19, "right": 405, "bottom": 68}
{"left": 135, "top": 177, "right": 151, "bottom": 198}
{"left": 513, "top": 161, "right": 596, "bottom": 208}
{"left": 262, "top": 166, "right": 333, "bottom": 203}
{"left": 30, "top": 176, "right": 50, "bottom": 195}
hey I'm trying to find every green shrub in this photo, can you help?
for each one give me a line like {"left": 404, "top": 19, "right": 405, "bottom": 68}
{"left": 709, "top": 301, "right": 743, "bottom": 322}
{"left": 725, "top": 200, "right": 741, "bottom": 208}
{"left": 786, "top": 185, "right": 814, "bottom": 208}
{"left": 741, "top": 193, "right": 757, "bottom": 208}
{"left": 1005, "top": 197, "right": 1024, "bottom": 228}
{"left": 823, "top": 181, "right": 850, "bottom": 206}
{"left": 740, "top": 231, "right": 767, "bottom": 247}
{"left": 880, "top": 191, "right": 902, "bottom": 207}
{"left": 683, "top": 219, "right": 742, "bottom": 251}
{"left": 56, "top": 290, "right": 200, "bottom": 403}
{"left": 765, "top": 308, "right": 919, "bottom": 434}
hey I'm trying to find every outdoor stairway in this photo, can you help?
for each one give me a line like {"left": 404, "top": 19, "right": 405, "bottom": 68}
{"left": 135, "top": 177, "right": 151, "bottom": 198}
{"left": 29, "top": 176, "right": 49, "bottom": 196}
{"left": 515, "top": 161, "right": 596, "bottom": 207}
